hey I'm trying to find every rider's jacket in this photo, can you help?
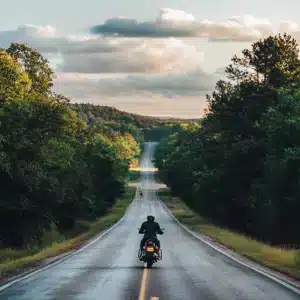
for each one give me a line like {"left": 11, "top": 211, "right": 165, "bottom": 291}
{"left": 139, "top": 220, "right": 163, "bottom": 238}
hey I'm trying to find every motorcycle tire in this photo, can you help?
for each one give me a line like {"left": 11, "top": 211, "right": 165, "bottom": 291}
{"left": 138, "top": 249, "right": 143, "bottom": 260}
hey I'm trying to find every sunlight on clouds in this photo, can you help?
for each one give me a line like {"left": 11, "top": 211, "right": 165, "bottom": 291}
{"left": 157, "top": 8, "right": 196, "bottom": 23}
{"left": 91, "top": 9, "right": 300, "bottom": 41}
{"left": 1, "top": 8, "right": 300, "bottom": 117}
{"left": 58, "top": 37, "right": 204, "bottom": 74}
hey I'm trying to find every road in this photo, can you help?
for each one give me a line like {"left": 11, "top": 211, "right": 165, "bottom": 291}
{"left": 0, "top": 142, "right": 299, "bottom": 300}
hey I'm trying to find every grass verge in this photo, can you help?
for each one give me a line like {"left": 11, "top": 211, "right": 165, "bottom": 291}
{"left": 0, "top": 186, "right": 136, "bottom": 280}
{"left": 159, "top": 188, "right": 300, "bottom": 281}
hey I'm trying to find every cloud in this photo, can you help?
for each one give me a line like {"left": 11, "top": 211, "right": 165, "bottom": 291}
{"left": 1, "top": 11, "right": 300, "bottom": 77}
{"left": 90, "top": 9, "right": 285, "bottom": 41}
{"left": 0, "top": 24, "right": 59, "bottom": 52}
{"left": 57, "top": 37, "right": 204, "bottom": 73}
{"left": 90, "top": 8, "right": 199, "bottom": 37}
{"left": 53, "top": 71, "right": 213, "bottom": 118}
{"left": 0, "top": 24, "right": 204, "bottom": 74}
{"left": 1, "top": 10, "right": 300, "bottom": 117}
{"left": 279, "top": 21, "right": 300, "bottom": 40}
{"left": 156, "top": 8, "right": 196, "bottom": 23}
{"left": 53, "top": 70, "right": 219, "bottom": 99}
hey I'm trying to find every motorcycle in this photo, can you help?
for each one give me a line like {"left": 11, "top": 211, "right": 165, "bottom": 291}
{"left": 138, "top": 229, "right": 165, "bottom": 268}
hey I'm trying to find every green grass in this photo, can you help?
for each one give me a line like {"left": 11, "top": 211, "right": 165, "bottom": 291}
{"left": 0, "top": 186, "right": 136, "bottom": 279}
{"left": 159, "top": 188, "right": 300, "bottom": 280}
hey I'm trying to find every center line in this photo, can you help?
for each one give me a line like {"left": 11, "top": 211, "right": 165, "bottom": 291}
{"left": 138, "top": 266, "right": 149, "bottom": 300}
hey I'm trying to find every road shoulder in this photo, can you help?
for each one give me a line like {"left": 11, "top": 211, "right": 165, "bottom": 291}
{"left": 0, "top": 186, "right": 136, "bottom": 285}
{"left": 158, "top": 187, "right": 300, "bottom": 291}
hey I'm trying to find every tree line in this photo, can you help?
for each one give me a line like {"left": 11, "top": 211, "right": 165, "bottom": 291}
{"left": 0, "top": 43, "right": 141, "bottom": 249}
{"left": 155, "top": 34, "right": 300, "bottom": 246}
{"left": 69, "top": 103, "right": 198, "bottom": 128}
{"left": 70, "top": 103, "right": 190, "bottom": 143}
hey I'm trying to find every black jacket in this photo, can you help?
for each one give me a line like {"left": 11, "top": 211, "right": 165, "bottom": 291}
{"left": 139, "top": 220, "right": 163, "bottom": 238}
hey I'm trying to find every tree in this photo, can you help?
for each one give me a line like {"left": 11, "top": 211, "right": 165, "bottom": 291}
{"left": 7, "top": 43, "right": 55, "bottom": 96}
{"left": 0, "top": 49, "right": 31, "bottom": 102}
{"left": 0, "top": 95, "right": 83, "bottom": 246}
{"left": 258, "top": 88, "right": 300, "bottom": 244}
{"left": 155, "top": 34, "right": 300, "bottom": 246}
{"left": 0, "top": 43, "right": 145, "bottom": 249}
{"left": 111, "top": 132, "right": 140, "bottom": 161}
{"left": 226, "top": 33, "right": 300, "bottom": 88}
{"left": 84, "top": 134, "right": 128, "bottom": 215}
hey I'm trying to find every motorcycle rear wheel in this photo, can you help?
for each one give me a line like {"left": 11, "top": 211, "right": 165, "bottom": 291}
{"left": 138, "top": 249, "right": 143, "bottom": 260}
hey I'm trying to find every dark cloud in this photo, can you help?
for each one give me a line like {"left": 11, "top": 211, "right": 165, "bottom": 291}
{"left": 91, "top": 18, "right": 199, "bottom": 38}
{"left": 90, "top": 9, "right": 277, "bottom": 41}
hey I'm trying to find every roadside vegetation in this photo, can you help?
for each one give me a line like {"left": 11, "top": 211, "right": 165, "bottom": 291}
{"left": 0, "top": 186, "right": 136, "bottom": 278}
{"left": 155, "top": 34, "right": 300, "bottom": 275}
{"left": 69, "top": 103, "right": 196, "bottom": 144}
{"left": 0, "top": 43, "right": 142, "bottom": 251}
{"left": 0, "top": 42, "right": 188, "bottom": 278}
{"left": 159, "top": 188, "right": 300, "bottom": 280}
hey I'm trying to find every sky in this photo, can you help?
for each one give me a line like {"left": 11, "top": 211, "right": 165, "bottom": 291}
{"left": 1, "top": 0, "right": 300, "bottom": 118}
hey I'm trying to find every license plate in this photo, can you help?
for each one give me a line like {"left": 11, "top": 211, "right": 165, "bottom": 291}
{"left": 146, "top": 247, "right": 154, "bottom": 252}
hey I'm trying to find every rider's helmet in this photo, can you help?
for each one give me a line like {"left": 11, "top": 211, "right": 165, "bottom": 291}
{"left": 147, "top": 215, "right": 155, "bottom": 222}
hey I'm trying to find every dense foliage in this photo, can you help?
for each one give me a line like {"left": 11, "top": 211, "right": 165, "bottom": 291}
{"left": 69, "top": 103, "right": 192, "bottom": 142}
{"left": 0, "top": 44, "right": 141, "bottom": 248}
{"left": 155, "top": 34, "right": 300, "bottom": 246}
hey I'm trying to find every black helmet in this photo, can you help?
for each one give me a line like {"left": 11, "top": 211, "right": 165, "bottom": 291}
{"left": 147, "top": 215, "right": 155, "bottom": 222}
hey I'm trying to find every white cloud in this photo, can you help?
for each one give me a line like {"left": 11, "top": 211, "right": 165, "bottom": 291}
{"left": 157, "top": 8, "right": 196, "bottom": 23}
{"left": 53, "top": 70, "right": 219, "bottom": 98}
{"left": 57, "top": 37, "right": 204, "bottom": 73}
{"left": 0, "top": 24, "right": 204, "bottom": 74}
{"left": 279, "top": 21, "right": 300, "bottom": 40}
{"left": 0, "top": 11, "right": 299, "bottom": 77}
{"left": 0, "top": 24, "right": 58, "bottom": 51}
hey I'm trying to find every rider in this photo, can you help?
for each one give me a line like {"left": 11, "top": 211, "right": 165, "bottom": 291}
{"left": 139, "top": 215, "right": 164, "bottom": 251}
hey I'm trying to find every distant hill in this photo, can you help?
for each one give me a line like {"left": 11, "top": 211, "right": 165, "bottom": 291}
{"left": 68, "top": 103, "right": 199, "bottom": 128}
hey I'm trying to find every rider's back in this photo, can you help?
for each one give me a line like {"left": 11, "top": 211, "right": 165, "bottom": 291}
{"left": 140, "top": 221, "right": 160, "bottom": 237}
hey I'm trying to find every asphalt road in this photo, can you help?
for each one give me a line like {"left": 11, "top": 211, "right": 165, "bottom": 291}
{"left": 0, "top": 142, "right": 300, "bottom": 300}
